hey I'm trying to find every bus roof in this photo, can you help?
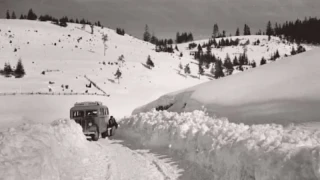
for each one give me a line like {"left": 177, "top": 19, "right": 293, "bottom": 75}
{"left": 70, "top": 101, "right": 108, "bottom": 111}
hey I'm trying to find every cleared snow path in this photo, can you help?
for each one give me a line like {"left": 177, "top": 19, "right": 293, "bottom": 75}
{"left": 99, "top": 139, "right": 182, "bottom": 180}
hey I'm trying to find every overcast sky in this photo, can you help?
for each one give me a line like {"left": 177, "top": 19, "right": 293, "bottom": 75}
{"left": 2, "top": 0, "right": 320, "bottom": 39}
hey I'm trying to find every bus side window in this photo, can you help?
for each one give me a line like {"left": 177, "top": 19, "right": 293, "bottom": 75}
{"left": 100, "top": 108, "right": 104, "bottom": 115}
{"left": 106, "top": 108, "right": 109, "bottom": 115}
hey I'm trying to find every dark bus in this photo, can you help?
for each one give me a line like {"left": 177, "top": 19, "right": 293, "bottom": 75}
{"left": 70, "top": 101, "right": 110, "bottom": 141}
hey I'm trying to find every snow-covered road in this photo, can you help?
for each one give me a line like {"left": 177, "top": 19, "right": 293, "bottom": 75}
{"left": 98, "top": 139, "right": 182, "bottom": 180}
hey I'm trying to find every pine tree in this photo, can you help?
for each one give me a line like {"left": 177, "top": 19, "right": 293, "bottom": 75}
{"left": 150, "top": 32, "right": 157, "bottom": 44}
{"left": 235, "top": 28, "right": 240, "bottom": 36}
{"left": 6, "top": 10, "right": 10, "bottom": 19}
{"left": 266, "top": 21, "right": 274, "bottom": 36}
{"left": 260, "top": 57, "right": 267, "bottom": 65}
{"left": 178, "top": 62, "right": 183, "bottom": 73}
{"left": 143, "top": 24, "right": 151, "bottom": 42}
{"left": 198, "top": 63, "right": 204, "bottom": 79}
{"left": 233, "top": 56, "right": 239, "bottom": 66}
{"left": 118, "top": 55, "right": 125, "bottom": 66}
{"left": 175, "top": 45, "right": 179, "bottom": 51}
{"left": 274, "top": 50, "right": 280, "bottom": 59}
{"left": 222, "top": 30, "right": 226, "bottom": 37}
{"left": 291, "top": 46, "right": 296, "bottom": 55}
{"left": 213, "top": 24, "right": 219, "bottom": 38}
{"left": 146, "top": 55, "right": 154, "bottom": 68}
{"left": 20, "top": 14, "right": 24, "bottom": 19}
{"left": 11, "top": 11, "right": 16, "bottom": 19}
{"left": 27, "top": 9, "right": 37, "bottom": 20}
{"left": 102, "top": 34, "right": 108, "bottom": 56}
{"left": 214, "top": 60, "right": 224, "bottom": 79}
{"left": 184, "top": 64, "right": 191, "bottom": 76}
{"left": 3, "top": 62, "right": 13, "bottom": 77}
{"left": 251, "top": 61, "right": 256, "bottom": 68}
{"left": 243, "top": 24, "right": 251, "bottom": 35}
{"left": 114, "top": 68, "right": 122, "bottom": 84}
{"left": 14, "top": 58, "right": 26, "bottom": 78}
{"left": 90, "top": 24, "right": 94, "bottom": 34}
{"left": 223, "top": 54, "right": 233, "bottom": 75}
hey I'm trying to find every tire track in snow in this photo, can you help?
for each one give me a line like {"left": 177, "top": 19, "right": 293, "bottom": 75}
{"left": 99, "top": 139, "right": 181, "bottom": 180}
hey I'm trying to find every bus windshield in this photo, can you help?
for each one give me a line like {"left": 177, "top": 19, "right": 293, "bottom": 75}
{"left": 72, "top": 110, "right": 84, "bottom": 118}
{"left": 86, "top": 110, "right": 98, "bottom": 117}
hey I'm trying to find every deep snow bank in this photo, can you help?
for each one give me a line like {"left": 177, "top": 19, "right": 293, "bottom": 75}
{"left": 121, "top": 110, "right": 320, "bottom": 180}
{"left": 0, "top": 119, "right": 110, "bottom": 180}
{"left": 133, "top": 48, "right": 320, "bottom": 125}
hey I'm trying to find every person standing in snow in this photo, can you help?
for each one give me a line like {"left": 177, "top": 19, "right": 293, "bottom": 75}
{"left": 107, "top": 116, "right": 118, "bottom": 136}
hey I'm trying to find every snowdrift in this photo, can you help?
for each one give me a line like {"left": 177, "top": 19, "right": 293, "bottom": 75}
{"left": 0, "top": 119, "right": 110, "bottom": 180}
{"left": 133, "top": 48, "right": 320, "bottom": 125}
{"left": 121, "top": 110, "right": 320, "bottom": 180}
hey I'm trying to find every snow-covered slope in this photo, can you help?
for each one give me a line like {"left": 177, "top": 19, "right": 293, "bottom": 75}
{"left": 133, "top": 48, "right": 320, "bottom": 125}
{"left": 178, "top": 35, "right": 312, "bottom": 67}
{"left": 0, "top": 19, "right": 208, "bottom": 124}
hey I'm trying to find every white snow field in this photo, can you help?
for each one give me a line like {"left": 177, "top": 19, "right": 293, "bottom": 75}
{"left": 120, "top": 109, "right": 320, "bottom": 180}
{"left": 133, "top": 48, "right": 320, "bottom": 125}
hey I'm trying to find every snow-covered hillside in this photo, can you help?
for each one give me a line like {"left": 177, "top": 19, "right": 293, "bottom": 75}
{"left": 0, "top": 19, "right": 209, "bottom": 123}
{"left": 133, "top": 48, "right": 320, "bottom": 125}
{"left": 178, "top": 35, "right": 312, "bottom": 67}
{"left": 0, "top": 20, "right": 311, "bottom": 124}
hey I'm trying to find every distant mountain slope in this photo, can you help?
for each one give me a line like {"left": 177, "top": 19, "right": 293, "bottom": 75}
{"left": 0, "top": 19, "right": 208, "bottom": 121}
{"left": 133, "top": 48, "right": 320, "bottom": 125}
{"left": 2, "top": 0, "right": 320, "bottom": 39}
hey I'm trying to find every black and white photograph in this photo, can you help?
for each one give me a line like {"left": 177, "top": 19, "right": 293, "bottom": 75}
{"left": 1, "top": 0, "right": 320, "bottom": 179}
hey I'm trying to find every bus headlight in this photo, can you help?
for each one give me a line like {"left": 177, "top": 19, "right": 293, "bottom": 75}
{"left": 88, "top": 122, "right": 93, "bottom": 126}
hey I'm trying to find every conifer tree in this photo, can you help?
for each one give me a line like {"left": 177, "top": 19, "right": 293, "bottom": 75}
{"left": 90, "top": 24, "right": 94, "bottom": 34}
{"left": 102, "top": 34, "right": 108, "bottom": 56}
{"left": 214, "top": 59, "right": 224, "bottom": 79}
{"left": 198, "top": 63, "right": 204, "bottom": 79}
{"left": 6, "top": 10, "right": 10, "bottom": 19}
{"left": 260, "top": 57, "right": 267, "bottom": 65}
{"left": 11, "top": 11, "right": 16, "bottom": 19}
{"left": 235, "top": 28, "right": 240, "bottom": 36}
{"left": 150, "top": 32, "right": 157, "bottom": 44}
{"left": 114, "top": 68, "right": 122, "bottom": 84}
{"left": 146, "top": 55, "right": 154, "bottom": 68}
{"left": 118, "top": 54, "right": 125, "bottom": 66}
{"left": 233, "top": 56, "right": 239, "bottom": 66}
{"left": 14, "top": 58, "right": 25, "bottom": 78}
{"left": 251, "top": 61, "right": 256, "bottom": 68}
{"left": 178, "top": 62, "right": 183, "bottom": 73}
{"left": 143, "top": 24, "right": 151, "bottom": 42}
{"left": 184, "top": 64, "right": 191, "bottom": 76}
{"left": 223, "top": 54, "right": 233, "bottom": 75}
{"left": 243, "top": 24, "right": 251, "bottom": 35}
{"left": 3, "top": 62, "right": 13, "bottom": 77}
{"left": 27, "top": 9, "right": 37, "bottom": 20}
{"left": 291, "top": 46, "right": 296, "bottom": 55}
{"left": 266, "top": 21, "right": 274, "bottom": 36}
{"left": 213, "top": 24, "right": 219, "bottom": 38}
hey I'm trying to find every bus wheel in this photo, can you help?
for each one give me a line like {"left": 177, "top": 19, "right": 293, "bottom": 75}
{"left": 91, "top": 130, "right": 100, "bottom": 141}
{"left": 101, "top": 130, "right": 108, "bottom": 138}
